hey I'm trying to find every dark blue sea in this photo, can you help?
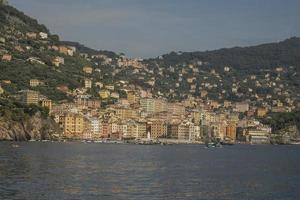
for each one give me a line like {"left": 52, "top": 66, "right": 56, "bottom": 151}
{"left": 0, "top": 142, "right": 300, "bottom": 200}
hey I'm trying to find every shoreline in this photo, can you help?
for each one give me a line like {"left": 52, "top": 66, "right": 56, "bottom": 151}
{"left": 1, "top": 139, "right": 300, "bottom": 146}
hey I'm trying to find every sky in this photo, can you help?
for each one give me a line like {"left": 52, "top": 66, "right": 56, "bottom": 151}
{"left": 9, "top": 0, "right": 300, "bottom": 58}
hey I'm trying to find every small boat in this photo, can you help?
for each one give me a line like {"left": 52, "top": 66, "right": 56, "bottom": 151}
{"left": 221, "top": 137, "right": 235, "bottom": 145}
{"left": 205, "top": 142, "right": 222, "bottom": 148}
{"left": 11, "top": 144, "right": 20, "bottom": 148}
{"left": 220, "top": 141, "right": 235, "bottom": 145}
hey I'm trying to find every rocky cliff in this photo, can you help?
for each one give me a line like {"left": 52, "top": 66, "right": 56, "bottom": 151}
{"left": 0, "top": 112, "right": 60, "bottom": 141}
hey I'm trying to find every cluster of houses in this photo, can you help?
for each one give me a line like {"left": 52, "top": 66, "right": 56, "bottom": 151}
{"left": 14, "top": 87, "right": 276, "bottom": 144}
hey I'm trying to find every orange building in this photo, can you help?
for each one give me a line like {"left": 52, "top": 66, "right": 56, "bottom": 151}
{"left": 226, "top": 123, "right": 237, "bottom": 141}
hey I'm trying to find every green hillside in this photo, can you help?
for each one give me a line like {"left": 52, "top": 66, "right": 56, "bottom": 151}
{"left": 0, "top": 2, "right": 299, "bottom": 107}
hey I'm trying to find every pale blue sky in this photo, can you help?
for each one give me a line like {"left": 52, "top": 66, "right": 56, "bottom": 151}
{"left": 9, "top": 0, "right": 300, "bottom": 58}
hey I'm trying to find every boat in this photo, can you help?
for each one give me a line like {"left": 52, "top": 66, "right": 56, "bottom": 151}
{"left": 205, "top": 142, "right": 222, "bottom": 148}
{"left": 220, "top": 141, "right": 235, "bottom": 145}
{"left": 220, "top": 137, "right": 235, "bottom": 145}
{"left": 11, "top": 144, "right": 20, "bottom": 148}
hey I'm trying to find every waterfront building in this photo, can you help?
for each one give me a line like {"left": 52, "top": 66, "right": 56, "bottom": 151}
{"left": 247, "top": 129, "right": 270, "bottom": 144}
{"left": 178, "top": 121, "right": 195, "bottom": 141}
{"left": 168, "top": 123, "right": 180, "bottom": 139}
{"left": 226, "top": 123, "right": 237, "bottom": 141}
{"left": 89, "top": 118, "right": 101, "bottom": 139}
{"left": 118, "top": 124, "right": 128, "bottom": 138}
{"left": 100, "top": 123, "right": 110, "bottom": 138}
{"left": 126, "top": 121, "right": 138, "bottom": 139}
{"left": 60, "top": 114, "right": 85, "bottom": 139}
{"left": 137, "top": 122, "right": 147, "bottom": 138}
{"left": 148, "top": 119, "right": 167, "bottom": 139}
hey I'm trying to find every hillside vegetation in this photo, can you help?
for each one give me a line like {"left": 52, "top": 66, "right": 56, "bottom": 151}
{"left": 0, "top": 2, "right": 299, "bottom": 107}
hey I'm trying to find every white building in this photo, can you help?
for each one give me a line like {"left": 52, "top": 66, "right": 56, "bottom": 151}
{"left": 39, "top": 32, "right": 48, "bottom": 39}
{"left": 84, "top": 79, "right": 92, "bottom": 89}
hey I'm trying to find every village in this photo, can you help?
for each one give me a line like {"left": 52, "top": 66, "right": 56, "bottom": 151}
{"left": 0, "top": 16, "right": 299, "bottom": 145}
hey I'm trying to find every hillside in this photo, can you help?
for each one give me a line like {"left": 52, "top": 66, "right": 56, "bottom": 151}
{"left": 154, "top": 37, "right": 300, "bottom": 71}
{"left": 0, "top": 3, "right": 96, "bottom": 101}
{"left": 0, "top": 2, "right": 299, "bottom": 109}
{"left": 143, "top": 38, "right": 300, "bottom": 102}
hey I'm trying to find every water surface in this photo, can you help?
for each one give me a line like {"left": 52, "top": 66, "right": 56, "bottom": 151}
{"left": 0, "top": 142, "right": 300, "bottom": 200}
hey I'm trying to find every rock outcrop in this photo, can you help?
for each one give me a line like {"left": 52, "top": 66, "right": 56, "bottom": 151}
{"left": 270, "top": 125, "right": 300, "bottom": 144}
{"left": 0, "top": 112, "right": 60, "bottom": 141}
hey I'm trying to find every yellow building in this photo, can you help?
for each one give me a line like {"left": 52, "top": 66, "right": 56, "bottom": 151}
{"left": 99, "top": 90, "right": 110, "bottom": 99}
{"left": 30, "top": 79, "right": 42, "bottom": 87}
{"left": 60, "top": 114, "right": 85, "bottom": 138}
{"left": 140, "top": 98, "right": 167, "bottom": 114}
{"left": 257, "top": 108, "right": 268, "bottom": 117}
{"left": 149, "top": 119, "right": 167, "bottom": 139}
{"left": 127, "top": 91, "right": 139, "bottom": 105}
{"left": 116, "top": 108, "right": 138, "bottom": 120}
{"left": 126, "top": 121, "right": 138, "bottom": 139}
{"left": 137, "top": 122, "right": 147, "bottom": 138}
{"left": 22, "top": 90, "right": 39, "bottom": 105}
{"left": 0, "top": 86, "right": 4, "bottom": 95}
{"left": 83, "top": 66, "right": 93, "bottom": 74}
{"left": 140, "top": 98, "right": 155, "bottom": 113}
{"left": 41, "top": 99, "right": 52, "bottom": 113}
{"left": 154, "top": 99, "right": 167, "bottom": 113}
{"left": 168, "top": 103, "right": 185, "bottom": 116}
{"left": 191, "top": 111, "right": 202, "bottom": 125}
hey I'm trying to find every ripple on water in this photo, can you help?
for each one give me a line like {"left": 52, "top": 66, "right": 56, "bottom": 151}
{"left": 0, "top": 143, "right": 300, "bottom": 200}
